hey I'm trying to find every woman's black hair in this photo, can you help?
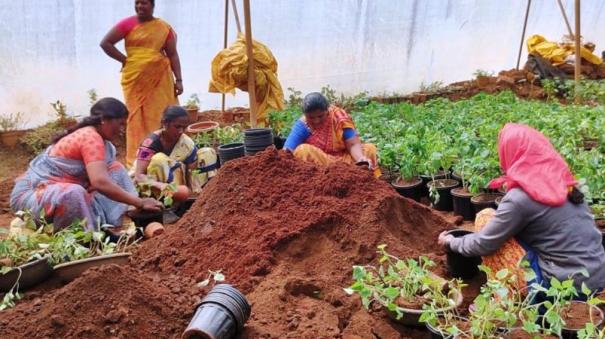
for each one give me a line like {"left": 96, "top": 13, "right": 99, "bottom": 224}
{"left": 149, "top": 0, "right": 155, "bottom": 6}
{"left": 302, "top": 92, "right": 329, "bottom": 114}
{"left": 52, "top": 97, "right": 128, "bottom": 143}
{"left": 161, "top": 105, "right": 188, "bottom": 124}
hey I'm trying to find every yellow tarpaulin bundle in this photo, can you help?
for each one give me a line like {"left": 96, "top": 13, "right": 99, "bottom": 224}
{"left": 527, "top": 34, "right": 602, "bottom": 66}
{"left": 209, "top": 34, "right": 285, "bottom": 122}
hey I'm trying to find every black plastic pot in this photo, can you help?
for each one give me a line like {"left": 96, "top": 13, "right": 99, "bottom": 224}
{"left": 174, "top": 197, "right": 196, "bottom": 217}
{"left": 426, "top": 321, "right": 453, "bottom": 339}
{"left": 446, "top": 230, "right": 482, "bottom": 279}
{"left": 218, "top": 143, "right": 245, "bottom": 164}
{"left": 273, "top": 135, "right": 287, "bottom": 150}
{"left": 127, "top": 210, "right": 163, "bottom": 228}
{"left": 451, "top": 187, "right": 476, "bottom": 221}
{"left": 244, "top": 128, "right": 274, "bottom": 155}
{"left": 471, "top": 193, "right": 503, "bottom": 213}
{"left": 391, "top": 177, "right": 423, "bottom": 202}
{"left": 427, "top": 179, "right": 459, "bottom": 211}
{"left": 420, "top": 171, "right": 448, "bottom": 198}
{"left": 183, "top": 284, "right": 251, "bottom": 339}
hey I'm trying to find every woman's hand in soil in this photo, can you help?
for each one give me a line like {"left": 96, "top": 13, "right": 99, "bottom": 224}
{"left": 140, "top": 198, "right": 163, "bottom": 212}
{"left": 438, "top": 231, "right": 454, "bottom": 250}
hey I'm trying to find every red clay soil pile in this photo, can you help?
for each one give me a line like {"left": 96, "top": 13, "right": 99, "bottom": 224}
{"left": 0, "top": 264, "right": 198, "bottom": 338}
{"left": 134, "top": 149, "right": 455, "bottom": 338}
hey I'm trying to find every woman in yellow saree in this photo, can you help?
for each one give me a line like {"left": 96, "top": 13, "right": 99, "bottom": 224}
{"left": 133, "top": 106, "right": 217, "bottom": 195}
{"left": 284, "top": 92, "right": 381, "bottom": 177}
{"left": 100, "top": 0, "right": 183, "bottom": 167}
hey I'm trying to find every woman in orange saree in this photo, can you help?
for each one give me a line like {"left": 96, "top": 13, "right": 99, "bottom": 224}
{"left": 283, "top": 92, "right": 381, "bottom": 177}
{"left": 101, "top": 0, "right": 182, "bottom": 167}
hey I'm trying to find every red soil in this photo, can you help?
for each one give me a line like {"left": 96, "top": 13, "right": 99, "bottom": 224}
{"left": 1, "top": 149, "right": 481, "bottom": 338}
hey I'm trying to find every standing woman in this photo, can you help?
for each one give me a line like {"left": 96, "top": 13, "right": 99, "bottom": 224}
{"left": 100, "top": 0, "right": 183, "bottom": 167}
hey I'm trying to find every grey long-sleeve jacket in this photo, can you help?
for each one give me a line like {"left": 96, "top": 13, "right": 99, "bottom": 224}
{"left": 449, "top": 188, "right": 605, "bottom": 290}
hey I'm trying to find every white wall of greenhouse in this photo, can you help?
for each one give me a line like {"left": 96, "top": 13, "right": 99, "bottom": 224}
{"left": 1, "top": 0, "right": 605, "bottom": 127}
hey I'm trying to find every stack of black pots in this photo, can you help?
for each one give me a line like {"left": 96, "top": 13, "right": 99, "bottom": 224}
{"left": 218, "top": 143, "right": 245, "bottom": 164}
{"left": 182, "top": 284, "right": 251, "bottom": 339}
{"left": 244, "top": 128, "right": 274, "bottom": 155}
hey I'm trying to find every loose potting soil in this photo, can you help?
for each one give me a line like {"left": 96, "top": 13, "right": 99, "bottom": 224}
{"left": 1, "top": 149, "right": 478, "bottom": 338}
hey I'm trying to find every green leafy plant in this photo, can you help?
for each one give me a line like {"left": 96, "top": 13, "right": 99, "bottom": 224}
{"left": 0, "top": 112, "right": 26, "bottom": 132}
{"left": 136, "top": 181, "right": 177, "bottom": 207}
{"left": 344, "top": 245, "right": 463, "bottom": 319}
{"left": 185, "top": 94, "right": 200, "bottom": 109}
{"left": 196, "top": 269, "right": 226, "bottom": 288}
{"left": 21, "top": 100, "right": 77, "bottom": 154}
{"left": 87, "top": 89, "right": 98, "bottom": 106}
{"left": 215, "top": 124, "right": 243, "bottom": 145}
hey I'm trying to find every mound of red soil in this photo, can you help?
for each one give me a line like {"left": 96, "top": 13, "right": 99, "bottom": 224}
{"left": 134, "top": 149, "right": 457, "bottom": 337}
{"left": 2, "top": 149, "right": 469, "bottom": 338}
{"left": 0, "top": 264, "right": 198, "bottom": 338}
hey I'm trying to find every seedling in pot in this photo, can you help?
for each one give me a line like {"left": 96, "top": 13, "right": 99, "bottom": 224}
{"left": 344, "top": 245, "right": 463, "bottom": 320}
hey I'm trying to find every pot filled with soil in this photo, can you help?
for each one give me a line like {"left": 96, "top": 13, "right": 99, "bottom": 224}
{"left": 427, "top": 179, "right": 459, "bottom": 211}
{"left": 0, "top": 256, "right": 53, "bottom": 292}
{"left": 420, "top": 170, "right": 448, "bottom": 198}
{"left": 386, "top": 287, "right": 464, "bottom": 327}
{"left": 218, "top": 143, "right": 245, "bottom": 164}
{"left": 127, "top": 209, "right": 164, "bottom": 228}
{"left": 445, "top": 229, "right": 482, "bottom": 279}
{"left": 391, "top": 176, "right": 423, "bottom": 202}
{"left": 186, "top": 121, "right": 219, "bottom": 136}
{"left": 183, "top": 284, "right": 251, "bottom": 339}
{"left": 0, "top": 130, "right": 28, "bottom": 148}
{"left": 53, "top": 253, "right": 131, "bottom": 284}
{"left": 560, "top": 301, "right": 604, "bottom": 339}
{"left": 144, "top": 222, "right": 165, "bottom": 239}
{"left": 471, "top": 193, "right": 503, "bottom": 213}
{"left": 451, "top": 187, "right": 476, "bottom": 221}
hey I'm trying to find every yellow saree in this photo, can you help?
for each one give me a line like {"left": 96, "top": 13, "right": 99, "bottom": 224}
{"left": 121, "top": 18, "right": 177, "bottom": 166}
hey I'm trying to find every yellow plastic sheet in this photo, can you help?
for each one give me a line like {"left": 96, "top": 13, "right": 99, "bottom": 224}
{"left": 209, "top": 34, "right": 285, "bottom": 122}
{"left": 527, "top": 34, "right": 602, "bottom": 66}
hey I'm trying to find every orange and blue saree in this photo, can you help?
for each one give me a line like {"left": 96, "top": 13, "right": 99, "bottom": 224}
{"left": 120, "top": 17, "right": 177, "bottom": 166}
{"left": 285, "top": 106, "right": 380, "bottom": 177}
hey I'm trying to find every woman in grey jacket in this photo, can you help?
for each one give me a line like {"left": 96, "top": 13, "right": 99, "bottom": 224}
{"left": 438, "top": 123, "right": 605, "bottom": 291}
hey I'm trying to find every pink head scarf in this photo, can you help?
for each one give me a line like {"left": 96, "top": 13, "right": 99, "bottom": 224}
{"left": 488, "top": 123, "right": 576, "bottom": 206}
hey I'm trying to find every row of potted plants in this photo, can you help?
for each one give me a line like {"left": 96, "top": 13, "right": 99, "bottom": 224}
{"left": 346, "top": 245, "right": 605, "bottom": 338}
{"left": 0, "top": 213, "right": 135, "bottom": 310}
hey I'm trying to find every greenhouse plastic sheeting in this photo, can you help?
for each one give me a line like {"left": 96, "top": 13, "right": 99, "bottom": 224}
{"left": 1, "top": 0, "right": 605, "bottom": 127}
{"left": 209, "top": 34, "right": 285, "bottom": 122}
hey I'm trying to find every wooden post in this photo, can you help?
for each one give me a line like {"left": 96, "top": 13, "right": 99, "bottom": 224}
{"left": 516, "top": 0, "right": 532, "bottom": 70}
{"left": 221, "top": 0, "right": 229, "bottom": 113}
{"left": 574, "top": 0, "right": 581, "bottom": 103}
{"left": 557, "top": 0, "right": 575, "bottom": 39}
{"left": 231, "top": 0, "right": 242, "bottom": 34}
{"left": 243, "top": 0, "right": 257, "bottom": 127}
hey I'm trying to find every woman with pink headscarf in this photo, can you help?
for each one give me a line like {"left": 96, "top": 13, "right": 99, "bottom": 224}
{"left": 438, "top": 123, "right": 605, "bottom": 291}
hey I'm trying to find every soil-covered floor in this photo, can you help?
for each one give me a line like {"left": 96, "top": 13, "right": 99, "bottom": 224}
{"left": 0, "top": 149, "right": 484, "bottom": 338}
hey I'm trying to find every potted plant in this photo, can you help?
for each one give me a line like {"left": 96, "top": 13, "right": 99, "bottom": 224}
{"left": 344, "top": 245, "right": 464, "bottom": 326}
{"left": 0, "top": 112, "right": 27, "bottom": 148}
{"left": 388, "top": 138, "right": 424, "bottom": 202}
{"left": 184, "top": 93, "right": 201, "bottom": 123}
{"left": 451, "top": 162, "right": 477, "bottom": 221}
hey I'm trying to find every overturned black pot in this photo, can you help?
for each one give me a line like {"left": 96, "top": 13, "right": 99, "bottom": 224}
{"left": 446, "top": 229, "right": 482, "bottom": 279}
{"left": 218, "top": 143, "right": 245, "bottom": 164}
{"left": 174, "top": 197, "right": 197, "bottom": 218}
{"left": 391, "top": 177, "right": 423, "bottom": 202}
{"left": 427, "top": 179, "right": 459, "bottom": 211}
{"left": 451, "top": 187, "right": 476, "bottom": 221}
{"left": 182, "top": 284, "right": 251, "bottom": 339}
